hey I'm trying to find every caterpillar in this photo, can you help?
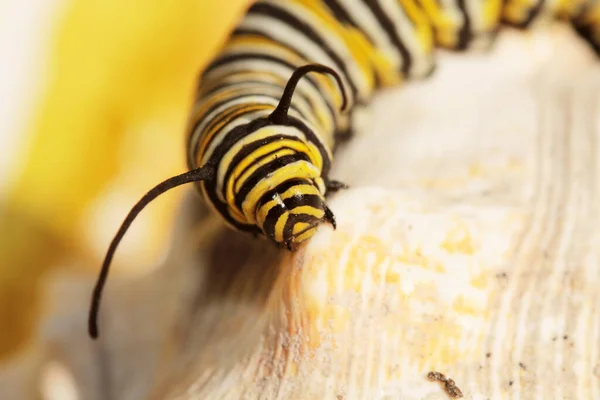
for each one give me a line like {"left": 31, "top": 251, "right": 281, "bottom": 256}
{"left": 88, "top": 0, "right": 600, "bottom": 339}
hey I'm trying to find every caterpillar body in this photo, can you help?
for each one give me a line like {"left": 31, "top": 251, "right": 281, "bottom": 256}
{"left": 89, "top": 0, "right": 600, "bottom": 338}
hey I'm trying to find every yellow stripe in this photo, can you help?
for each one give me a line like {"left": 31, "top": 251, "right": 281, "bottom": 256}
{"left": 196, "top": 103, "right": 273, "bottom": 163}
{"left": 193, "top": 80, "right": 277, "bottom": 123}
{"left": 256, "top": 185, "right": 324, "bottom": 231}
{"left": 200, "top": 78, "right": 322, "bottom": 139}
{"left": 347, "top": 27, "right": 402, "bottom": 87}
{"left": 227, "top": 35, "right": 305, "bottom": 61}
{"left": 227, "top": 204, "right": 248, "bottom": 225}
{"left": 227, "top": 140, "right": 313, "bottom": 186}
{"left": 279, "top": 184, "right": 322, "bottom": 200}
{"left": 222, "top": 125, "right": 289, "bottom": 207}
{"left": 483, "top": 0, "right": 503, "bottom": 29}
{"left": 503, "top": 0, "right": 538, "bottom": 23}
{"left": 418, "top": 0, "right": 458, "bottom": 48}
{"left": 229, "top": 143, "right": 308, "bottom": 192}
{"left": 191, "top": 86, "right": 247, "bottom": 121}
{"left": 223, "top": 135, "right": 320, "bottom": 208}
{"left": 305, "top": 133, "right": 328, "bottom": 170}
{"left": 242, "top": 161, "right": 321, "bottom": 224}
{"left": 256, "top": 198, "right": 278, "bottom": 229}
{"left": 290, "top": 206, "right": 325, "bottom": 219}
{"left": 198, "top": 105, "right": 251, "bottom": 150}
{"left": 292, "top": 222, "right": 312, "bottom": 235}
{"left": 201, "top": 71, "right": 287, "bottom": 94}
{"left": 206, "top": 34, "right": 338, "bottom": 134}
{"left": 294, "top": 0, "right": 376, "bottom": 95}
{"left": 233, "top": 148, "right": 296, "bottom": 193}
{"left": 399, "top": 0, "right": 435, "bottom": 53}
{"left": 274, "top": 212, "right": 289, "bottom": 243}
{"left": 201, "top": 103, "right": 269, "bottom": 150}
{"left": 293, "top": 227, "right": 318, "bottom": 244}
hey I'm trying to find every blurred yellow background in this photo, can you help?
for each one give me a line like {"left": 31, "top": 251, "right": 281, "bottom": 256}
{"left": 1, "top": 0, "right": 250, "bottom": 362}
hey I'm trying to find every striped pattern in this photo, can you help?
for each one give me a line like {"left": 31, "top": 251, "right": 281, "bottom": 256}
{"left": 186, "top": 0, "right": 600, "bottom": 249}
{"left": 88, "top": 0, "right": 600, "bottom": 341}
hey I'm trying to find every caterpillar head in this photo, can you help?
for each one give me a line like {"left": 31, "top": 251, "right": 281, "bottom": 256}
{"left": 87, "top": 63, "right": 347, "bottom": 340}
{"left": 254, "top": 178, "right": 336, "bottom": 250}
{"left": 240, "top": 63, "right": 347, "bottom": 249}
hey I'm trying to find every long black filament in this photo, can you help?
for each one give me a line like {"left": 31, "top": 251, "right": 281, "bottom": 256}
{"left": 269, "top": 63, "right": 348, "bottom": 124}
{"left": 88, "top": 166, "right": 214, "bottom": 339}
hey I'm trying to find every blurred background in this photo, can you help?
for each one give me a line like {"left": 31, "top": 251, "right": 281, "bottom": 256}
{"left": 0, "top": 0, "right": 250, "bottom": 394}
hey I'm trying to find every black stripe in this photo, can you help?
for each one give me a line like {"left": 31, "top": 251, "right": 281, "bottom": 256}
{"left": 573, "top": 23, "right": 600, "bottom": 56}
{"left": 188, "top": 110, "right": 256, "bottom": 170}
{"left": 259, "top": 178, "right": 313, "bottom": 240}
{"left": 223, "top": 135, "right": 305, "bottom": 197}
{"left": 191, "top": 91, "right": 276, "bottom": 134}
{"left": 284, "top": 116, "right": 333, "bottom": 177}
{"left": 322, "top": 0, "right": 353, "bottom": 25}
{"left": 187, "top": 92, "right": 309, "bottom": 169}
{"left": 234, "top": 153, "right": 311, "bottom": 211}
{"left": 205, "top": 49, "right": 302, "bottom": 75}
{"left": 201, "top": 52, "right": 337, "bottom": 121}
{"left": 262, "top": 202, "right": 286, "bottom": 240}
{"left": 521, "top": 0, "right": 546, "bottom": 28}
{"left": 198, "top": 95, "right": 271, "bottom": 146}
{"left": 197, "top": 122, "right": 251, "bottom": 192}
{"left": 322, "top": 0, "right": 376, "bottom": 43}
{"left": 245, "top": 2, "right": 359, "bottom": 97}
{"left": 456, "top": 0, "right": 472, "bottom": 50}
{"left": 200, "top": 176, "right": 262, "bottom": 235}
{"left": 502, "top": 0, "right": 545, "bottom": 29}
{"left": 283, "top": 213, "right": 320, "bottom": 242}
{"left": 283, "top": 193, "right": 324, "bottom": 211}
{"left": 206, "top": 118, "right": 271, "bottom": 171}
{"left": 187, "top": 93, "right": 272, "bottom": 165}
{"left": 257, "top": 178, "right": 312, "bottom": 209}
{"left": 364, "top": 0, "right": 412, "bottom": 75}
{"left": 209, "top": 115, "right": 332, "bottom": 188}
{"left": 571, "top": 5, "right": 600, "bottom": 56}
{"left": 201, "top": 78, "right": 282, "bottom": 99}
{"left": 322, "top": 0, "right": 382, "bottom": 87}
{"left": 194, "top": 127, "right": 263, "bottom": 234}
{"left": 232, "top": 146, "right": 303, "bottom": 191}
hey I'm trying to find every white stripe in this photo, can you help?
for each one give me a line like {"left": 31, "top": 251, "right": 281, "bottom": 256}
{"left": 200, "top": 104, "right": 316, "bottom": 166}
{"left": 342, "top": 0, "right": 403, "bottom": 70}
{"left": 200, "top": 58, "right": 338, "bottom": 131}
{"left": 462, "top": 0, "right": 500, "bottom": 50}
{"left": 189, "top": 97, "right": 277, "bottom": 165}
{"left": 465, "top": 0, "right": 485, "bottom": 32}
{"left": 378, "top": 0, "right": 435, "bottom": 78}
{"left": 202, "top": 81, "right": 319, "bottom": 126}
{"left": 264, "top": 0, "right": 372, "bottom": 99}
{"left": 240, "top": 13, "right": 357, "bottom": 105}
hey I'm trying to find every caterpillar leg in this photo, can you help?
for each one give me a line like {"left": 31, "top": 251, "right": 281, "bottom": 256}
{"left": 323, "top": 205, "right": 337, "bottom": 230}
{"left": 326, "top": 179, "right": 349, "bottom": 194}
{"left": 571, "top": 2, "right": 600, "bottom": 56}
{"left": 334, "top": 103, "right": 373, "bottom": 145}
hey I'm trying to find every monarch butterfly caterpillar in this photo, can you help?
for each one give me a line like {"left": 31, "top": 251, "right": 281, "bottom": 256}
{"left": 88, "top": 0, "right": 600, "bottom": 339}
